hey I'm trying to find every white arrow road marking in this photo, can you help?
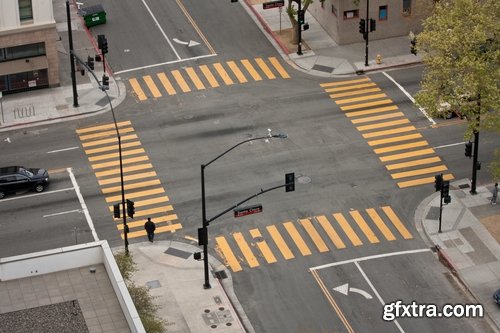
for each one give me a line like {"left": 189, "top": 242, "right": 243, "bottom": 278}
{"left": 173, "top": 38, "right": 200, "bottom": 47}
{"left": 4, "top": 137, "right": 11, "bottom": 143}
{"left": 333, "top": 283, "right": 373, "bottom": 299}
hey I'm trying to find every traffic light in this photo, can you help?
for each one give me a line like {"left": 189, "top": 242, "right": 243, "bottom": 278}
{"left": 434, "top": 174, "right": 443, "bottom": 192}
{"left": 410, "top": 37, "right": 417, "bottom": 55}
{"left": 359, "top": 19, "right": 366, "bottom": 35}
{"left": 113, "top": 203, "right": 120, "bottom": 218}
{"left": 285, "top": 172, "right": 295, "bottom": 192}
{"left": 303, "top": 22, "right": 309, "bottom": 31}
{"left": 298, "top": 10, "right": 305, "bottom": 25}
{"left": 126, "top": 199, "right": 135, "bottom": 218}
{"left": 369, "top": 18, "right": 376, "bottom": 32}
{"left": 441, "top": 180, "right": 450, "bottom": 197}
{"left": 465, "top": 141, "right": 472, "bottom": 157}
{"left": 102, "top": 74, "right": 109, "bottom": 88}
{"left": 231, "top": 0, "right": 238, "bottom": 2}
{"left": 87, "top": 56, "right": 94, "bottom": 70}
{"left": 98, "top": 34, "right": 108, "bottom": 54}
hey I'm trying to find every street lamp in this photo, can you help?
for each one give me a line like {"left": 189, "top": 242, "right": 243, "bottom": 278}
{"left": 200, "top": 132, "right": 287, "bottom": 289}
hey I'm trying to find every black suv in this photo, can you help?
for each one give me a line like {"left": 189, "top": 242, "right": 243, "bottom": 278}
{"left": 0, "top": 166, "right": 50, "bottom": 199}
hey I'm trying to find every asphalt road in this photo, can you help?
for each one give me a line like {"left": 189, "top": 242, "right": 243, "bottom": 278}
{"left": 1, "top": 1, "right": 498, "bottom": 332}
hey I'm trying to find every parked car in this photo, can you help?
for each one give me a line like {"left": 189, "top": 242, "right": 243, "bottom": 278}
{"left": 494, "top": 289, "right": 500, "bottom": 305}
{"left": 0, "top": 166, "right": 50, "bottom": 199}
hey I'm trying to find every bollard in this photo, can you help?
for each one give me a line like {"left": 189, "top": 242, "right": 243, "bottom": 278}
{"left": 376, "top": 54, "right": 382, "bottom": 64}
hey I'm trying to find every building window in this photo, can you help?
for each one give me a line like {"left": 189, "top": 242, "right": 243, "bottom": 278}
{"left": 379, "top": 5, "right": 388, "bottom": 20}
{"left": 19, "top": 0, "right": 33, "bottom": 21}
{"left": 332, "top": 4, "right": 338, "bottom": 17}
{"left": 1, "top": 43, "right": 46, "bottom": 62}
{"left": 343, "top": 9, "right": 359, "bottom": 19}
{"left": 402, "top": 0, "right": 411, "bottom": 16}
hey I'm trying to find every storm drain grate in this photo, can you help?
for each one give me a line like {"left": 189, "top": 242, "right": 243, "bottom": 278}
{"left": 214, "top": 270, "right": 228, "bottom": 280}
{"left": 458, "top": 184, "right": 470, "bottom": 189}
{"left": 312, "top": 64, "right": 334, "bottom": 73}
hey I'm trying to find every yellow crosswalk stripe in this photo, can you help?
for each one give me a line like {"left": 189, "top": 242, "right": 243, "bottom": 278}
{"left": 386, "top": 156, "right": 442, "bottom": 170}
{"left": 108, "top": 196, "right": 169, "bottom": 211}
{"left": 315, "top": 215, "right": 346, "bottom": 249}
{"left": 330, "top": 87, "right": 381, "bottom": 99}
{"left": 266, "top": 225, "right": 294, "bottom": 260}
{"left": 92, "top": 155, "right": 149, "bottom": 170}
{"left": 283, "top": 222, "right": 312, "bottom": 256}
{"left": 249, "top": 229, "right": 277, "bottom": 264}
{"left": 379, "top": 148, "right": 435, "bottom": 162}
{"left": 299, "top": 218, "right": 329, "bottom": 253}
{"left": 325, "top": 82, "right": 376, "bottom": 92}
{"left": 320, "top": 77, "right": 370, "bottom": 87}
{"left": 95, "top": 163, "right": 153, "bottom": 178}
{"left": 216, "top": 236, "right": 242, "bottom": 272}
{"left": 171, "top": 70, "right": 191, "bottom": 92}
{"left": 85, "top": 141, "right": 141, "bottom": 155}
{"left": 143, "top": 75, "right": 161, "bottom": 98}
{"left": 212, "top": 63, "right": 234, "bottom": 85}
{"left": 157, "top": 73, "right": 177, "bottom": 95}
{"left": 349, "top": 210, "right": 379, "bottom": 243}
{"left": 129, "top": 78, "right": 147, "bottom": 101}
{"left": 362, "top": 126, "right": 416, "bottom": 139}
{"left": 365, "top": 208, "right": 396, "bottom": 241}
{"left": 227, "top": 61, "right": 248, "bottom": 83}
{"left": 336, "top": 93, "right": 388, "bottom": 105}
{"left": 81, "top": 134, "right": 138, "bottom": 148}
{"left": 127, "top": 205, "right": 173, "bottom": 218}
{"left": 333, "top": 213, "right": 363, "bottom": 246}
{"left": 391, "top": 165, "right": 448, "bottom": 180}
{"left": 105, "top": 188, "right": 165, "bottom": 203}
{"left": 374, "top": 141, "right": 429, "bottom": 154}
{"left": 125, "top": 224, "right": 182, "bottom": 239}
{"left": 79, "top": 127, "right": 134, "bottom": 141}
{"left": 117, "top": 214, "right": 177, "bottom": 229}
{"left": 255, "top": 58, "right": 276, "bottom": 79}
{"left": 241, "top": 59, "right": 262, "bottom": 81}
{"left": 345, "top": 105, "right": 399, "bottom": 117}
{"left": 102, "top": 179, "right": 161, "bottom": 194}
{"left": 233, "top": 232, "right": 259, "bottom": 268}
{"left": 185, "top": 67, "right": 205, "bottom": 90}
{"left": 76, "top": 121, "right": 132, "bottom": 134}
{"left": 381, "top": 206, "right": 413, "bottom": 239}
{"left": 368, "top": 133, "right": 423, "bottom": 147}
{"left": 88, "top": 148, "right": 145, "bottom": 162}
{"left": 98, "top": 171, "right": 157, "bottom": 186}
{"left": 269, "top": 57, "right": 290, "bottom": 79}
{"left": 341, "top": 99, "right": 393, "bottom": 111}
{"left": 397, "top": 173, "right": 454, "bottom": 188}
{"left": 356, "top": 119, "right": 410, "bottom": 131}
{"left": 199, "top": 65, "right": 220, "bottom": 88}
{"left": 351, "top": 112, "right": 405, "bottom": 124}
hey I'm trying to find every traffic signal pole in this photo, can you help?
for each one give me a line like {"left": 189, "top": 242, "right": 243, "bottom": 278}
{"left": 297, "top": 0, "right": 302, "bottom": 55}
{"left": 66, "top": 1, "right": 78, "bottom": 107}
{"left": 364, "top": 0, "right": 370, "bottom": 66}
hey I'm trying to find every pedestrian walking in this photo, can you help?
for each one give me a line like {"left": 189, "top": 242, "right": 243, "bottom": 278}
{"left": 492, "top": 183, "right": 498, "bottom": 205}
{"left": 144, "top": 217, "right": 156, "bottom": 242}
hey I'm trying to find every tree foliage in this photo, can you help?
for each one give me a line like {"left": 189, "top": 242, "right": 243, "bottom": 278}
{"left": 414, "top": 0, "right": 500, "bottom": 179}
{"left": 286, "top": 0, "right": 313, "bottom": 44}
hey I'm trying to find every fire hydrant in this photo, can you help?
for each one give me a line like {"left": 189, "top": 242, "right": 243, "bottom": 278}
{"left": 376, "top": 54, "right": 382, "bottom": 64}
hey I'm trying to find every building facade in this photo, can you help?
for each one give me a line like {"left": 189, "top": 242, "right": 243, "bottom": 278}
{"left": 308, "top": 0, "right": 427, "bottom": 45}
{"left": 0, "top": 0, "right": 58, "bottom": 94}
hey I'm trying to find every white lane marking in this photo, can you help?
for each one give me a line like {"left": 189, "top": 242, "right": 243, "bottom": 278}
{"left": 47, "top": 146, "right": 79, "bottom": 154}
{"left": 310, "top": 248, "right": 431, "bottom": 271}
{"left": 0, "top": 187, "right": 75, "bottom": 202}
{"left": 141, "top": 0, "right": 180, "bottom": 60}
{"left": 114, "top": 54, "right": 217, "bottom": 75}
{"left": 43, "top": 209, "right": 81, "bottom": 218}
{"left": 355, "top": 261, "right": 405, "bottom": 333}
{"left": 382, "top": 71, "right": 436, "bottom": 125}
{"left": 68, "top": 167, "right": 99, "bottom": 241}
{"left": 434, "top": 141, "right": 466, "bottom": 149}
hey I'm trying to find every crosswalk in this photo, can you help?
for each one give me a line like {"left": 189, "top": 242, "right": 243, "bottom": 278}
{"left": 76, "top": 121, "right": 182, "bottom": 239}
{"left": 128, "top": 57, "right": 290, "bottom": 101}
{"left": 321, "top": 77, "right": 454, "bottom": 188}
{"left": 215, "top": 206, "right": 412, "bottom": 272}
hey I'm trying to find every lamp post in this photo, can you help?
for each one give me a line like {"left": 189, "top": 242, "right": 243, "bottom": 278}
{"left": 200, "top": 132, "right": 287, "bottom": 289}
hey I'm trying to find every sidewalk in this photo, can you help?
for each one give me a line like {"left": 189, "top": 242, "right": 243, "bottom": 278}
{"left": 124, "top": 241, "right": 252, "bottom": 333}
{"left": 0, "top": 1, "right": 125, "bottom": 132}
{"left": 417, "top": 180, "right": 500, "bottom": 332}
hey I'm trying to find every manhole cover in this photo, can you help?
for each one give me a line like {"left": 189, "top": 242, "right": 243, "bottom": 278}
{"left": 298, "top": 176, "right": 311, "bottom": 184}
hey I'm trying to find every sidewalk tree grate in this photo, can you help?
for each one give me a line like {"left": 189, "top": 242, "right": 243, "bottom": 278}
{"left": 312, "top": 64, "right": 334, "bottom": 73}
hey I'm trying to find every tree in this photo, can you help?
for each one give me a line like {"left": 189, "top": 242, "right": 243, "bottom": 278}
{"left": 286, "top": 0, "right": 313, "bottom": 44}
{"left": 414, "top": 0, "right": 500, "bottom": 179}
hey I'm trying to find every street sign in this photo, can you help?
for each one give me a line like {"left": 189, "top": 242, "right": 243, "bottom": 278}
{"left": 263, "top": 0, "right": 284, "bottom": 10}
{"left": 234, "top": 204, "right": 263, "bottom": 218}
